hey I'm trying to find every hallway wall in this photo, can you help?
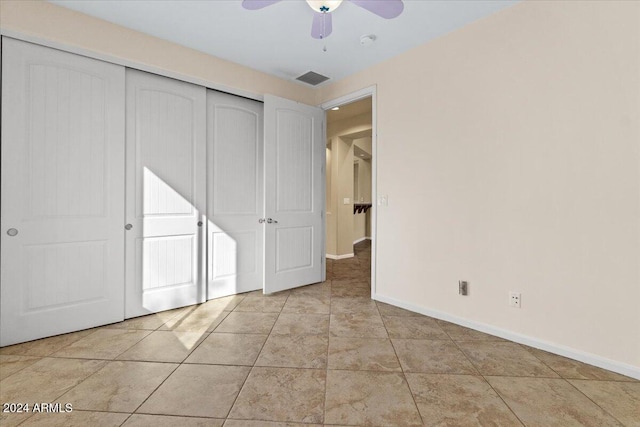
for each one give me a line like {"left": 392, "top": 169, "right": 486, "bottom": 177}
{"left": 326, "top": 114, "right": 373, "bottom": 258}
{"left": 353, "top": 137, "right": 372, "bottom": 243}
{"left": 320, "top": 0, "right": 640, "bottom": 372}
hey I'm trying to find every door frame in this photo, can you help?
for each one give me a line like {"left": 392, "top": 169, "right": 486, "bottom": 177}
{"left": 320, "top": 85, "right": 378, "bottom": 297}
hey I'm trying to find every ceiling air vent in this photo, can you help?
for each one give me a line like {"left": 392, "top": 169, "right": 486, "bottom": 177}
{"left": 296, "top": 71, "right": 330, "bottom": 86}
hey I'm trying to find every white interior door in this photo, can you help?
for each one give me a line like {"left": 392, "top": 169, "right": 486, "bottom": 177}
{"left": 207, "top": 91, "right": 264, "bottom": 299}
{"left": 264, "top": 95, "right": 325, "bottom": 293}
{"left": 1, "top": 38, "right": 125, "bottom": 346}
{"left": 125, "top": 69, "right": 206, "bottom": 318}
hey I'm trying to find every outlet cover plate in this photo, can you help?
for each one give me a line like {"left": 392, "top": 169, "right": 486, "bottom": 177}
{"left": 509, "top": 292, "right": 521, "bottom": 308}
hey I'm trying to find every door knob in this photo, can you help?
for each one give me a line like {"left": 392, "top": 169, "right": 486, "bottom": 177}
{"left": 197, "top": 221, "right": 203, "bottom": 227}
{"left": 266, "top": 218, "right": 278, "bottom": 224}
{"left": 258, "top": 218, "right": 266, "bottom": 224}
{"left": 6, "top": 228, "right": 18, "bottom": 237}
{"left": 125, "top": 224, "right": 133, "bottom": 231}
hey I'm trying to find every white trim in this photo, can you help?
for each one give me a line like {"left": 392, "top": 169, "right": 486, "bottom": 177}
{"left": 326, "top": 253, "right": 354, "bottom": 260}
{"left": 373, "top": 294, "right": 640, "bottom": 380}
{"left": 321, "top": 85, "right": 377, "bottom": 297}
{"left": 320, "top": 110, "right": 327, "bottom": 283}
{"left": 0, "top": 30, "right": 264, "bottom": 102}
{"left": 353, "top": 237, "right": 371, "bottom": 245}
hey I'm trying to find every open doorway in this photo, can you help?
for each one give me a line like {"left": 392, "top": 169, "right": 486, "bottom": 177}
{"left": 324, "top": 95, "right": 374, "bottom": 294}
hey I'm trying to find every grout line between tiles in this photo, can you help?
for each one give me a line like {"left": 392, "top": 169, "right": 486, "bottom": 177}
{"left": 449, "top": 338, "right": 526, "bottom": 426}
{"left": 119, "top": 413, "right": 133, "bottom": 427}
{"left": 8, "top": 359, "right": 112, "bottom": 426}
{"left": 223, "top": 290, "right": 291, "bottom": 420}
{"left": 323, "top": 280, "right": 333, "bottom": 425}
{"left": 563, "top": 378, "right": 627, "bottom": 426}
{"left": 480, "top": 374, "right": 527, "bottom": 427}
{"left": 0, "top": 356, "right": 43, "bottom": 382}
{"left": 383, "top": 302, "right": 424, "bottom": 426}
{"left": 6, "top": 328, "right": 104, "bottom": 359}
{"left": 127, "top": 358, "right": 182, "bottom": 415}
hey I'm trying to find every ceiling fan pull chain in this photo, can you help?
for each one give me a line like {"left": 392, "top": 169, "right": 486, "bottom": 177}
{"left": 322, "top": 12, "right": 328, "bottom": 52}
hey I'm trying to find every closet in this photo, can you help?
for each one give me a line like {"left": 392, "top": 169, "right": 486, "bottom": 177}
{"left": 0, "top": 38, "right": 126, "bottom": 344}
{"left": 0, "top": 37, "right": 325, "bottom": 346}
{"left": 207, "top": 91, "right": 264, "bottom": 299}
{"left": 124, "top": 69, "right": 207, "bottom": 318}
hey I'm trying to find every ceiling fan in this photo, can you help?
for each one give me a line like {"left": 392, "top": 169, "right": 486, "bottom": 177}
{"left": 242, "top": 0, "right": 404, "bottom": 39}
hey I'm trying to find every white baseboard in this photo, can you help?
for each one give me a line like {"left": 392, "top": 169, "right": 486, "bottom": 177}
{"left": 373, "top": 293, "right": 640, "bottom": 380}
{"left": 326, "top": 253, "right": 354, "bottom": 260}
{"left": 353, "top": 237, "right": 371, "bottom": 245}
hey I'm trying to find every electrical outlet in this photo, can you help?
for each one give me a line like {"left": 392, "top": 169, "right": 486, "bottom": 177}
{"left": 509, "top": 292, "right": 521, "bottom": 308}
{"left": 458, "top": 281, "right": 468, "bottom": 296}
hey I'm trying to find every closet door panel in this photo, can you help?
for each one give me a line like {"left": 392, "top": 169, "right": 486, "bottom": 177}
{"left": 1, "top": 38, "right": 125, "bottom": 346}
{"left": 207, "top": 91, "right": 264, "bottom": 298}
{"left": 125, "top": 69, "right": 206, "bottom": 317}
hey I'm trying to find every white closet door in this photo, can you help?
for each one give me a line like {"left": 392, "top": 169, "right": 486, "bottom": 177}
{"left": 264, "top": 95, "right": 325, "bottom": 294}
{"left": 0, "top": 38, "right": 125, "bottom": 346}
{"left": 125, "top": 69, "right": 206, "bottom": 318}
{"left": 207, "top": 91, "right": 264, "bottom": 298}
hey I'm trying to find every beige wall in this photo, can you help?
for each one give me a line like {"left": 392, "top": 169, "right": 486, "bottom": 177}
{"left": 325, "top": 146, "right": 336, "bottom": 255}
{"left": 320, "top": 0, "right": 640, "bottom": 369}
{"left": 327, "top": 113, "right": 372, "bottom": 141}
{"left": 332, "top": 136, "right": 355, "bottom": 256}
{"left": 0, "top": 0, "right": 316, "bottom": 104}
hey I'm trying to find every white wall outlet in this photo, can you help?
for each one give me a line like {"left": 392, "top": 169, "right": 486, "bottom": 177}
{"left": 509, "top": 292, "right": 521, "bottom": 308}
{"left": 378, "top": 195, "right": 388, "bottom": 206}
{"left": 343, "top": 197, "right": 350, "bottom": 204}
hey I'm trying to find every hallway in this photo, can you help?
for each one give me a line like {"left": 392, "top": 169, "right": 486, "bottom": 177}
{"left": 0, "top": 240, "right": 638, "bottom": 426}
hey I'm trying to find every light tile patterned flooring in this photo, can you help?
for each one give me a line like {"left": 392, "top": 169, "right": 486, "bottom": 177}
{"left": 1, "top": 241, "right": 638, "bottom": 426}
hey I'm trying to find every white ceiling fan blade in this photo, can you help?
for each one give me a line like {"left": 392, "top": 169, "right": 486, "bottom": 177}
{"left": 241, "top": 0, "right": 283, "bottom": 10}
{"left": 349, "top": 0, "right": 404, "bottom": 19}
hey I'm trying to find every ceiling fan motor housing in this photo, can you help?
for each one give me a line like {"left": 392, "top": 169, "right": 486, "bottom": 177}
{"left": 306, "top": 0, "right": 344, "bottom": 13}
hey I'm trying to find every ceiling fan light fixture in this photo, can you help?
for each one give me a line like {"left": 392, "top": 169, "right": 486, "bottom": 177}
{"left": 306, "top": 0, "right": 343, "bottom": 13}
{"left": 243, "top": 0, "right": 404, "bottom": 40}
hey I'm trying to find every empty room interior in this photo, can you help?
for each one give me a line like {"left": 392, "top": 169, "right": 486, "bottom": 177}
{"left": 0, "top": 1, "right": 639, "bottom": 426}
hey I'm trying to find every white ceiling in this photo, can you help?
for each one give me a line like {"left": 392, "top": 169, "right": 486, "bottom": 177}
{"left": 49, "top": 0, "right": 518, "bottom": 85}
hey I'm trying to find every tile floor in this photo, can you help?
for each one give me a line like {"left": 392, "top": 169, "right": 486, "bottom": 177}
{"left": 1, "top": 241, "right": 638, "bottom": 426}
